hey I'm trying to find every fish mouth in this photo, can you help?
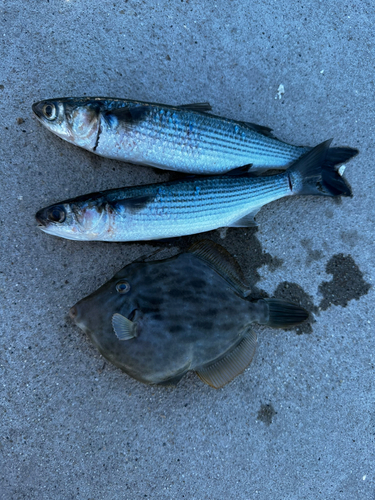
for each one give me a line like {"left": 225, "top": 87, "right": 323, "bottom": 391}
{"left": 32, "top": 101, "right": 44, "bottom": 119}
{"left": 35, "top": 209, "right": 48, "bottom": 227}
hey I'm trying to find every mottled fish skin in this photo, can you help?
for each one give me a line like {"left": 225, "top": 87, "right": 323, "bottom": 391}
{"left": 35, "top": 140, "right": 353, "bottom": 242}
{"left": 69, "top": 245, "right": 308, "bottom": 387}
{"left": 32, "top": 96, "right": 310, "bottom": 174}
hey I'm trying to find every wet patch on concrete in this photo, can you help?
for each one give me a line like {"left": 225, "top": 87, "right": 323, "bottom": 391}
{"left": 257, "top": 403, "right": 276, "bottom": 425}
{"left": 319, "top": 253, "right": 371, "bottom": 310}
{"left": 340, "top": 229, "right": 359, "bottom": 248}
{"left": 273, "top": 281, "right": 318, "bottom": 334}
{"left": 301, "top": 238, "right": 325, "bottom": 267}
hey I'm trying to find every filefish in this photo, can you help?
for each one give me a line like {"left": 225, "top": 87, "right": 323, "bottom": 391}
{"left": 32, "top": 97, "right": 358, "bottom": 174}
{"left": 69, "top": 240, "right": 309, "bottom": 388}
{"left": 36, "top": 140, "right": 353, "bottom": 242}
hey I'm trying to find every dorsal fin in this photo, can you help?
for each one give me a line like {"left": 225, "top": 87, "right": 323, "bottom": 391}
{"left": 196, "top": 326, "right": 257, "bottom": 388}
{"left": 178, "top": 102, "right": 212, "bottom": 112}
{"left": 239, "top": 121, "right": 274, "bottom": 137}
{"left": 188, "top": 240, "right": 250, "bottom": 297}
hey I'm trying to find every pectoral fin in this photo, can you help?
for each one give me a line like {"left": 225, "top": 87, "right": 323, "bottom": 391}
{"left": 196, "top": 326, "right": 257, "bottom": 388}
{"left": 112, "top": 195, "right": 154, "bottom": 215}
{"left": 112, "top": 313, "right": 138, "bottom": 341}
{"left": 188, "top": 240, "right": 250, "bottom": 297}
{"left": 103, "top": 106, "right": 150, "bottom": 130}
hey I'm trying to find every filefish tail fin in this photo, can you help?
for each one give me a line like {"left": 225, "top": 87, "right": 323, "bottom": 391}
{"left": 262, "top": 299, "right": 309, "bottom": 328}
{"left": 288, "top": 140, "right": 353, "bottom": 198}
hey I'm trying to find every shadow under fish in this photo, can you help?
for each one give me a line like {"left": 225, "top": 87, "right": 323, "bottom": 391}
{"left": 69, "top": 240, "right": 308, "bottom": 388}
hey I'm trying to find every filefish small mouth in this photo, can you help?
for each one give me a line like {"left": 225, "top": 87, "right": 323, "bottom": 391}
{"left": 69, "top": 306, "right": 77, "bottom": 320}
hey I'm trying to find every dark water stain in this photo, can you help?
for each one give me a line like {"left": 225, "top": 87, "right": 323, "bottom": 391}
{"left": 301, "top": 238, "right": 324, "bottom": 267}
{"left": 257, "top": 403, "right": 276, "bottom": 425}
{"left": 273, "top": 282, "right": 319, "bottom": 334}
{"left": 319, "top": 254, "right": 371, "bottom": 310}
{"left": 340, "top": 229, "right": 359, "bottom": 248}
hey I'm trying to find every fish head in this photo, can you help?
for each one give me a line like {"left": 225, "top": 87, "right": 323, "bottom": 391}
{"left": 69, "top": 264, "right": 142, "bottom": 340}
{"left": 32, "top": 98, "right": 101, "bottom": 150}
{"left": 35, "top": 198, "right": 108, "bottom": 241}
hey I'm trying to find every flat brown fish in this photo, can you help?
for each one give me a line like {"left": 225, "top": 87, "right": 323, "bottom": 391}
{"left": 69, "top": 241, "right": 309, "bottom": 388}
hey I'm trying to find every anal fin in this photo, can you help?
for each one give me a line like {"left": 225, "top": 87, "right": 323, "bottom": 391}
{"left": 228, "top": 209, "right": 259, "bottom": 227}
{"left": 196, "top": 326, "right": 257, "bottom": 388}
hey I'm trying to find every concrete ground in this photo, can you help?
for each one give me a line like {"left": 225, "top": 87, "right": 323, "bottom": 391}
{"left": 1, "top": 1, "right": 374, "bottom": 499}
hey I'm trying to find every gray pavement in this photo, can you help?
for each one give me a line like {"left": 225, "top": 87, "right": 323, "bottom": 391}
{"left": 1, "top": 1, "right": 374, "bottom": 499}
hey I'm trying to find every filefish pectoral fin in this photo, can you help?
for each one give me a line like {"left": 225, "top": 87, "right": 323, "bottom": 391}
{"left": 112, "top": 313, "right": 138, "bottom": 340}
{"left": 196, "top": 326, "right": 257, "bottom": 388}
{"left": 228, "top": 209, "right": 260, "bottom": 228}
{"left": 188, "top": 240, "right": 250, "bottom": 297}
{"left": 178, "top": 102, "right": 212, "bottom": 112}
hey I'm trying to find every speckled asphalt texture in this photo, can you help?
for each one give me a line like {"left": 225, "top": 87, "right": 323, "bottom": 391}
{"left": 1, "top": 2, "right": 374, "bottom": 499}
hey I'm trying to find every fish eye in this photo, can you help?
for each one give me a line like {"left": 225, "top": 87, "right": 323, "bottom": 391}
{"left": 43, "top": 103, "right": 57, "bottom": 120}
{"left": 116, "top": 280, "right": 131, "bottom": 294}
{"left": 47, "top": 206, "right": 66, "bottom": 223}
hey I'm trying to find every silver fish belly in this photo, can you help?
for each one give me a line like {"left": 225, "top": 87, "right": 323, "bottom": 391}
{"left": 33, "top": 96, "right": 319, "bottom": 174}
{"left": 35, "top": 140, "right": 352, "bottom": 242}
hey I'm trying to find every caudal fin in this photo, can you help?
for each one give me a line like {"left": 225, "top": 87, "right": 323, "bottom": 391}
{"left": 288, "top": 140, "right": 353, "bottom": 197}
{"left": 324, "top": 146, "right": 359, "bottom": 168}
{"left": 262, "top": 299, "right": 309, "bottom": 328}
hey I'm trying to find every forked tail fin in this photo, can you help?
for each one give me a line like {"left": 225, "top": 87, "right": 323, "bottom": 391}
{"left": 288, "top": 140, "right": 354, "bottom": 197}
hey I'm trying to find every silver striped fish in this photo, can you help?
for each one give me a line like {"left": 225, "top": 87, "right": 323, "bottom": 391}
{"left": 35, "top": 140, "right": 351, "bottom": 242}
{"left": 32, "top": 97, "right": 358, "bottom": 174}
